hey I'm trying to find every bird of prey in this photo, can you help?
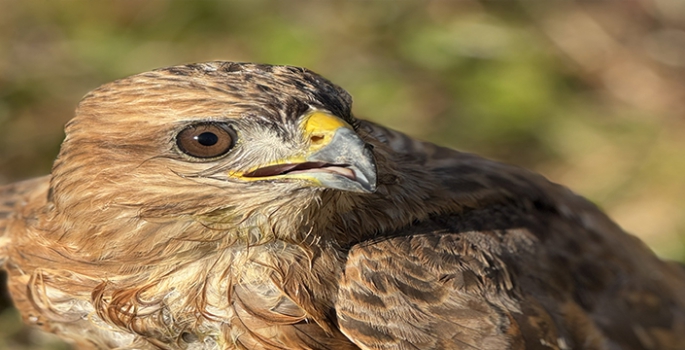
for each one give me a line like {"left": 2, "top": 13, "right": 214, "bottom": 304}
{"left": 1, "top": 62, "right": 684, "bottom": 350}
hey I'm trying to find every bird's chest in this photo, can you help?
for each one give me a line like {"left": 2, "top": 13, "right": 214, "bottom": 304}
{"left": 146, "top": 242, "right": 345, "bottom": 349}
{"left": 17, "top": 237, "right": 346, "bottom": 349}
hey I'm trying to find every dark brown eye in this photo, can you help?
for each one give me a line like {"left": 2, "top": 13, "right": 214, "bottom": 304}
{"left": 176, "top": 123, "right": 236, "bottom": 159}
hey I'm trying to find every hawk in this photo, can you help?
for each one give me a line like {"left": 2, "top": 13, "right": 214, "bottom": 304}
{"left": 0, "top": 62, "right": 684, "bottom": 350}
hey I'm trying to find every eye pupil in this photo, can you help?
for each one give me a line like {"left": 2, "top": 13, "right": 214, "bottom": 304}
{"left": 195, "top": 132, "right": 218, "bottom": 146}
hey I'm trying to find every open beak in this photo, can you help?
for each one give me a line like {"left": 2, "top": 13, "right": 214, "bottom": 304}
{"left": 240, "top": 112, "right": 377, "bottom": 193}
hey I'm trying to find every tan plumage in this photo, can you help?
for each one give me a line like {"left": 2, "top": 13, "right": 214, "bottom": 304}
{"left": 1, "top": 61, "right": 685, "bottom": 349}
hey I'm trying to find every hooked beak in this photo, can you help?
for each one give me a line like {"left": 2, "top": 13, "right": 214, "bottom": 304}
{"left": 240, "top": 112, "right": 377, "bottom": 193}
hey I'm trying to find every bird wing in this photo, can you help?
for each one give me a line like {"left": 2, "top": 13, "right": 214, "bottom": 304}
{"left": 336, "top": 231, "right": 526, "bottom": 350}
{"left": 336, "top": 122, "right": 685, "bottom": 350}
{"left": 0, "top": 176, "right": 50, "bottom": 264}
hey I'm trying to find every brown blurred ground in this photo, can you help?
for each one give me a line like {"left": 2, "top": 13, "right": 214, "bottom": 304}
{"left": 1, "top": 1, "right": 684, "bottom": 348}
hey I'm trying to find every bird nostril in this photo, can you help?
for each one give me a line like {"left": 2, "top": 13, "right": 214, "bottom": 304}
{"left": 310, "top": 134, "right": 325, "bottom": 144}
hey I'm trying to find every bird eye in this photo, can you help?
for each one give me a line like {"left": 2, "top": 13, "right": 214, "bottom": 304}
{"left": 176, "top": 123, "right": 236, "bottom": 159}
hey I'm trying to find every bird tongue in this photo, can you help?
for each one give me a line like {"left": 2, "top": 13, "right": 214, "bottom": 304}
{"left": 244, "top": 162, "right": 356, "bottom": 180}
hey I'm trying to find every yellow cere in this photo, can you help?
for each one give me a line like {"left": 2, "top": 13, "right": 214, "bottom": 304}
{"left": 303, "top": 112, "right": 351, "bottom": 152}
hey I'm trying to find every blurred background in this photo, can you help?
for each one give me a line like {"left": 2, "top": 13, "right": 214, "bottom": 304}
{"left": 1, "top": 0, "right": 684, "bottom": 348}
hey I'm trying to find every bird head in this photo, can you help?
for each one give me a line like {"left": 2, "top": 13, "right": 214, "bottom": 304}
{"left": 47, "top": 62, "right": 388, "bottom": 251}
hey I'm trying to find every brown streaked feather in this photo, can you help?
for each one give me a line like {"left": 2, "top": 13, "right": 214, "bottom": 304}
{"left": 337, "top": 233, "right": 518, "bottom": 350}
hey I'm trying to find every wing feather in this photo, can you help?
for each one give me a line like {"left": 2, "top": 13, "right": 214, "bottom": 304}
{"left": 337, "top": 232, "right": 522, "bottom": 350}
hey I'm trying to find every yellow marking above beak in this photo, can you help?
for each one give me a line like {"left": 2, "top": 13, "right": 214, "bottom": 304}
{"left": 302, "top": 112, "right": 352, "bottom": 152}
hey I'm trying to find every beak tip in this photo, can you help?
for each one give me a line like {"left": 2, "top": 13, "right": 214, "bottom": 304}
{"left": 356, "top": 180, "right": 376, "bottom": 194}
{"left": 354, "top": 163, "right": 377, "bottom": 194}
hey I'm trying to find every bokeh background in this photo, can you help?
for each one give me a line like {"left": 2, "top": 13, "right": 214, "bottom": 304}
{"left": 1, "top": 1, "right": 684, "bottom": 348}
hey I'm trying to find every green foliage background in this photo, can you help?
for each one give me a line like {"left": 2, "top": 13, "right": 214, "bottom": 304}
{"left": 1, "top": 1, "right": 684, "bottom": 348}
